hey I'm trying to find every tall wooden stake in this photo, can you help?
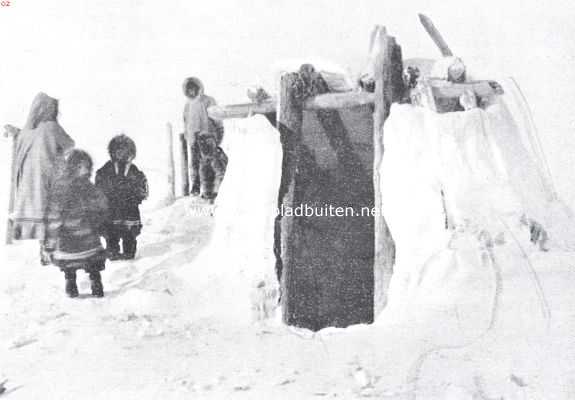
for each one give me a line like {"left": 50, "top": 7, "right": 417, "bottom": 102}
{"left": 165, "top": 123, "right": 176, "bottom": 202}
{"left": 4, "top": 125, "right": 19, "bottom": 244}
{"left": 275, "top": 73, "right": 303, "bottom": 325}
{"left": 372, "top": 26, "right": 403, "bottom": 314}
{"left": 179, "top": 133, "right": 189, "bottom": 196}
{"left": 5, "top": 139, "right": 16, "bottom": 244}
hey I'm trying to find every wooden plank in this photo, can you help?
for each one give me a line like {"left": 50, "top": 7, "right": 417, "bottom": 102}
{"left": 278, "top": 69, "right": 375, "bottom": 330}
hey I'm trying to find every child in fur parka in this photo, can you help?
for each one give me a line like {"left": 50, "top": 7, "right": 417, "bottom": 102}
{"left": 45, "top": 149, "right": 109, "bottom": 298}
{"left": 95, "top": 134, "right": 148, "bottom": 260}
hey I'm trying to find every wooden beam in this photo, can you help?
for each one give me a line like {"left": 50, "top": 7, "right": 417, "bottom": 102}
{"left": 411, "top": 79, "right": 504, "bottom": 112}
{"left": 208, "top": 92, "right": 376, "bottom": 120}
{"left": 304, "top": 92, "right": 375, "bottom": 110}
{"left": 208, "top": 79, "right": 503, "bottom": 121}
{"left": 428, "top": 79, "right": 504, "bottom": 98}
{"left": 208, "top": 101, "right": 276, "bottom": 120}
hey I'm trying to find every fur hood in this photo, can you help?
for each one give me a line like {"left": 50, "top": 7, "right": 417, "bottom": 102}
{"left": 25, "top": 92, "right": 59, "bottom": 130}
{"left": 108, "top": 134, "right": 137, "bottom": 162}
{"left": 182, "top": 77, "right": 205, "bottom": 97}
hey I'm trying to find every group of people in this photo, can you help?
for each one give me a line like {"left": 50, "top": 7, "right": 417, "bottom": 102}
{"left": 6, "top": 77, "right": 226, "bottom": 298}
{"left": 7, "top": 92, "right": 148, "bottom": 298}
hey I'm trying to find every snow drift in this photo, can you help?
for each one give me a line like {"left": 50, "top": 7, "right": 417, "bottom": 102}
{"left": 375, "top": 77, "right": 575, "bottom": 398}
{"left": 171, "top": 114, "right": 282, "bottom": 323}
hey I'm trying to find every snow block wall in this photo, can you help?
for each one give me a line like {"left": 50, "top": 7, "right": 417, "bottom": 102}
{"left": 277, "top": 71, "right": 375, "bottom": 331}
{"left": 171, "top": 115, "right": 283, "bottom": 323}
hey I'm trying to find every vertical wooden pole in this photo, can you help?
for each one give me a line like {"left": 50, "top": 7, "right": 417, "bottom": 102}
{"left": 4, "top": 126, "right": 19, "bottom": 244}
{"left": 275, "top": 73, "right": 303, "bottom": 326}
{"left": 372, "top": 26, "right": 403, "bottom": 314}
{"left": 165, "top": 123, "right": 176, "bottom": 202}
{"left": 5, "top": 137, "right": 16, "bottom": 244}
{"left": 179, "top": 133, "right": 189, "bottom": 196}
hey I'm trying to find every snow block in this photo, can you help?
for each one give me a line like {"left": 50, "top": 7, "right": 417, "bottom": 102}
{"left": 277, "top": 69, "right": 374, "bottom": 331}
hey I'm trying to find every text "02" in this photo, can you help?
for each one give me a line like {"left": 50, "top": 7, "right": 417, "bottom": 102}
{"left": 1, "top": 1, "right": 11, "bottom": 6}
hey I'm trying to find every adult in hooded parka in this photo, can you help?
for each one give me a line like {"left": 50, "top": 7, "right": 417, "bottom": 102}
{"left": 9, "top": 92, "right": 75, "bottom": 263}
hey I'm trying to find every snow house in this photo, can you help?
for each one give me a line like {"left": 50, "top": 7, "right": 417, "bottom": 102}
{"left": 205, "top": 17, "right": 506, "bottom": 331}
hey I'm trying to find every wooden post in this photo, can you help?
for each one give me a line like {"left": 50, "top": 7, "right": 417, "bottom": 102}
{"left": 275, "top": 73, "right": 303, "bottom": 326}
{"left": 179, "top": 132, "right": 189, "bottom": 196}
{"left": 165, "top": 123, "right": 176, "bottom": 203}
{"left": 277, "top": 67, "right": 375, "bottom": 330}
{"left": 372, "top": 26, "right": 403, "bottom": 314}
{"left": 5, "top": 138, "right": 16, "bottom": 244}
{"left": 4, "top": 125, "right": 19, "bottom": 244}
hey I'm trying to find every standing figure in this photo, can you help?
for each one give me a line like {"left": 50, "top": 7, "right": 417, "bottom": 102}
{"left": 182, "top": 77, "right": 228, "bottom": 200}
{"left": 95, "top": 134, "right": 148, "bottom": 260}
{"left": 8, "top": 92, "right": 75, "bottom": 264}
{"left": 45, "top": 149, "right": 109, "bottom": 298}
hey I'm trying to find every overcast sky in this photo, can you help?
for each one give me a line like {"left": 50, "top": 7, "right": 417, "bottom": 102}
{"left": 1, "top": 0, "right": 574, "bottom": 206}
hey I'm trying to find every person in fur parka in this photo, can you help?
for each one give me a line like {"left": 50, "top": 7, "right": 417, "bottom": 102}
{"left": 45, "top": 149, "right": 109, "bottom": 298}
{"left": 182, "top": 77, "right": 228, "bottom": 199}
{"left": 8, "top": 92, "right": 75, "bottom": 264}
{"left": 95, "top": 134, "right": 148, "bottom": 260}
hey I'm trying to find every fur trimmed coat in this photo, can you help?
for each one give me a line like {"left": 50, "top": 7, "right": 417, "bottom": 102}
{"left": 45, "top": 176, "right": 109, "bottom": 269}
{"left": 95, "top": 161, "right": 148, "bottom": 235}
{"left": 12, "top": 120, "right": 74, "bottom": 240}
{"left": 183, "top": 77, "right": 224, "bottom": 145}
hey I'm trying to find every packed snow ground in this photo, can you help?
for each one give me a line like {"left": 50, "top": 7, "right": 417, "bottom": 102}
{"left": 1, "top": 200, "right": 574, "bottom": 399}
{"left": 1, "top": 114, "right": 575, "bottom": 400}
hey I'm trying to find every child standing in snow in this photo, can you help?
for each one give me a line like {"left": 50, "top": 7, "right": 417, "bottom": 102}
{"left": 45, "top": 149, "right": 109, "bottom": 298}
{"left": 95, "top": 134, "right": 148, "bottom": 260}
